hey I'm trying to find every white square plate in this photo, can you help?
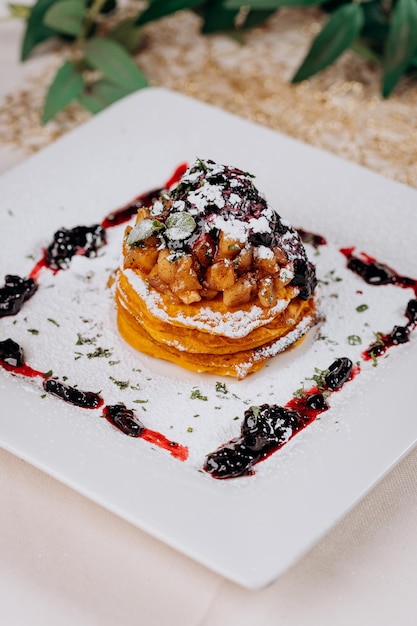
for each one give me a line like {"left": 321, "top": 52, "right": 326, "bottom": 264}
{"left": 1, "top": 87, "right": 416, "bottom": 589}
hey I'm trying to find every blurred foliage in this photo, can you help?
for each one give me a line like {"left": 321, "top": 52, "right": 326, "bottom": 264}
{"left": 13, "top": 0, "right": 417, "bottom": 123}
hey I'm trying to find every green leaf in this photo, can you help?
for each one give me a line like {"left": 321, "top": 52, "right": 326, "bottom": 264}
{"left": 43, "top": 0, "right": 85, "bottom": 37}
{"left": 136, "top": 0, "right": 201, "bottom": 26}
{"left": 292, "top": 3, "right": 364, "bottom": 83}
{"left": 350, "top": 39, "right": 382, "bottom": 64}
{"left": 411, "top": 49, "right": 417, "bottom": 68}
{"left": 83, "top": 37, "right": 148, "bottom": 90}
{"left": 126, "top": 219, "right": 164, "bottom": 245}
{"left": 361, "top": 0, "right": 390, "bottom": 40}
{"left": 94, "top": 0, "right": 116, "bottom": 13}
{"left": 241, "top": 9, "right": 276, "bottom": 28}
{"left": 8, "top": 3, "right": 32, "bottom": 19}
{"left": 200, "top": 0, "right": 238, "bottom": 33}
{"left": 382, "top": 0, "right": 417, "bottom": 97}
{"left": 21, "top": 0, "right": 62, "bottom": 60}
{"left": 107, "top": 18, "right": 142, "bottom": 53}
{"left": 225, "top": 0, "right": 322, "bottom": 7}
{"left": 78, "top": 79, "right": 137, "bottom": 114}
{"left": 198, "top": 0, "right": 276, "bottom": 34}
{"left": 42, "top": 59, "right": 84, "bottom": 124}
{"left": 165, "top": 212, "right": 196, "bottom": 240}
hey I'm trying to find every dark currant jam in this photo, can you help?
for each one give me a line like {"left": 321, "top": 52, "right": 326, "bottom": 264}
{"left": 341, "top": 248, "right": 417, "bottom": 295}
{"left": 297, "top": 228, "right": 327, "bottom": 248}
{"left": 0, "top": 275, "right": 37, "bottom": 317}
{"left": 100, "top": 162, "right": 188, "bottom": 229}
{"left": 45, "top": 224, "right": 107, "bottom": 270}
{"left": 140, "top": 428, "right": 189, "bottom": 461}
{"left": 205, "top": 357, "right": 356, "bottom": 479}
{"left": 101, "top": 190, "right": 162, "bottom": 229}
{"left": 104, "top": 404, "right": 188, "bottom": 460}
{"left": 363, "top": 298, "right": 417, "bottom": 361}
{"left": 43, "top": 378, "right": 103, "bottom": 409}
{"left": 103, "top": 404, "right": 145, "bottom": 436}
{"left": 0, "top": 338, "right": 45, "bottom": 378}
{"left": 204, "top": 405, "right": 306, "bottom": 479}
{"left": 3, "top": 167, "right": 417, "bottom": 477}
{"left": 0, "top": 338, "right": 24, "bottom": 367}
{"left": 324, "top": 357, "right": 354, "bottom": 390}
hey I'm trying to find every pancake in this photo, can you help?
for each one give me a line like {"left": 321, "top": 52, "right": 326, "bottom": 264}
{"left": 115, "top": 158, "right": 317, "bottom": 378}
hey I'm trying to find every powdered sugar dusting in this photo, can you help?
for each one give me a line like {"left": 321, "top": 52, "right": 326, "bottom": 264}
{"left": 1, "top": 222, "right": 415, "bottom": 476}
{"left": 121, "top": 268, "right": 293, "bottom": 338}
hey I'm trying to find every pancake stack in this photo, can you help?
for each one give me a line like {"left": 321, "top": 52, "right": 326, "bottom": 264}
{"left": 115, "top": 159, "right": 317, "bottom": 378}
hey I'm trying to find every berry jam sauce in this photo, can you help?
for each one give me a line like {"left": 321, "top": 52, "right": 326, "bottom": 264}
{"left": 204, "top": 357, "right": 355, "bottom": 479}
{"left": 340, "top": 248, "right": 417, "bottom": 363}
{"left": 205, "top": 242, "right": 417, "bottom": 479}
{"left": 340, "top": 248, "right": 417, "bottom": 295}
{"left": 100, "top": 162, "right": 188, "bottom": 229}
{"left": 0, "top": 340, "right": 188, "bottom": 458}
{"left": 2, "top": 165, "right": 416, "bottom": 476}
{"left": 363, "top": 298, "right": 417, "bottom": 361}
{"left": 297, "top": 229, "right": 327, "bottom": 248}
{"left": 103, "top": 404, "right": 188, "bottom": 460}
{"left": 45, "top": 225, "right": 107, "bottom": 271}
{"left": 0, "top": 338, "right": 45, "bottom": 378}
{"left": 0, "top": 163, "right": 192, "bottom": 462}
{"left": 0, "top": 275, "right": 37, "bottom": 317}
{"left": 43, "top": 378, "right": 104, "bottom": 409}
{"left": 29, "top": 224, "right": 107, "bottom": 279}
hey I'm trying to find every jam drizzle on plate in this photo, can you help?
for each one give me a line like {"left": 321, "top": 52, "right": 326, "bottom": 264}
{"left": 1, "top": 166, "right": 416, "bottom": 476}
{"left": 0, "top": 164, "right": 191, "bottom": 461}
{"left": 204, "top": 357, "right": 357, "bottom": 479}
{"left": 103, "top": 404, "right": 188, "bottom": 461}
{"left": 204, "top": 246, "right": 417, "bottom": 479}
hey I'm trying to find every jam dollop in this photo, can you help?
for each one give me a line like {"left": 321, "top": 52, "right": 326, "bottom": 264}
{"left": 100, "top": 163, "right": 188, "bottom": 229}
{"left": 103, "top": 404, "right": 145, "bottom": 437}
{"left": 324, "top": 357, "right": 353, "bottom": 390}
{"left": 45, "top": 224, "right": 107, "bottom": 270}
{"left": 341, "top": 248, "right": 417, "bottom": 294}
{"left": 363, "top": 297, "right": 417, "bottom": 360}
{"left": 0, "top": 338, "right": 24, "bottom": 367}
{"left": 43, "top": 378, "right": 103, "bottom": 409}
{"left": 205, "top": 404, "right": 306, "bottom": 479}
{"left": 103, "top": 403, "right": 189, "bottom": 460}
{"left": 205, "top": 356, "right": 355, "bottom": 479}
{"left": 0, "top": 275, "right": 37, "bottom": 317}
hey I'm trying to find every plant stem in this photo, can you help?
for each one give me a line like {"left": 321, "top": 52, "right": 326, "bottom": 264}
{"left": 69, "top": 0, "right": 109, "bottom": 66}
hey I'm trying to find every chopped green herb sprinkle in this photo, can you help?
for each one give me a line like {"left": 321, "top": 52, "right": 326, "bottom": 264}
{"left": 109, "top": 376, "right": 129, "bottom": 390}
{"left": 47, "top": 318, "right": 60, "bottom": 327}
{"left": 190, "top": 388, "right": 208, "bottom": 401}
{"left": 293, "top": 386, "right": 305, "bottom": 399}
{"left": 356, "top": 304, "right": 369, "bottom": 313}
{"left": 27, "top": 328, "right": 39, "bottom": 335}
{"left": 76, "top": 333, "right": 96, "bottom": 345}
{"left": 348, "top": 335, "right": 362, "bottom": 345}
{"left": 87, "top": 347, "right": 112, "bottom": 359}
{"left": 215, "top": 381, "right": 228, "bottom": 394}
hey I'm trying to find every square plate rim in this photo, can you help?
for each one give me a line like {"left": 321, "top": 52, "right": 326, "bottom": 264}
{"left": 1, "top": 86, "right": 417, "bottom": 589}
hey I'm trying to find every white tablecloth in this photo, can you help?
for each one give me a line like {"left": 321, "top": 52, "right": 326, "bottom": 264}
{"left": 1, "top": 7, "right": 417, "bottom": 625}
